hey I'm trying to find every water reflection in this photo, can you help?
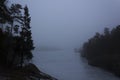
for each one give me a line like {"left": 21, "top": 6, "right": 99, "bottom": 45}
{"left": 33, "top": 50, "right": 120, "bottom": 80}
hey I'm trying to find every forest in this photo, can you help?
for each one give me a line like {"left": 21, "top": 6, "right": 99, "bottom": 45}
{"left": 81, "top": 25, "right": 120, "bottom": 76}
{"left": 0, "top": 0, "right": 57, "bottom": 80}
{"left": 0, "top": 0, "right": 34, "bottom": 68}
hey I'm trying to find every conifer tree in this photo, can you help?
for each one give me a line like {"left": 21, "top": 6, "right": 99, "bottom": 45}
{"left": 19, "top": 6, "right": 34, "bottom": 67}
{"left": 0, "top": 0, "right": 34, "bottom": 67}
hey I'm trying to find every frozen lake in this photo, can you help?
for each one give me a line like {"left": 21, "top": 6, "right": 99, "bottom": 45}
{"left": 33, "top": 50, "right": 120, "bottom": 80}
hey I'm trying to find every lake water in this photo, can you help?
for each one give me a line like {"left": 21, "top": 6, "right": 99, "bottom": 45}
{"left": 32, "top": 50, "right": 120, "bottom": 80}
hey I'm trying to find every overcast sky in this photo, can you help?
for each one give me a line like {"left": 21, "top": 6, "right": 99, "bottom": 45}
{"left": 11, "top": 0, "right": 120, "bottom": 49}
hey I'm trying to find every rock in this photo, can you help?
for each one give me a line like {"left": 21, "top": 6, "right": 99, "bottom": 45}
{"left": 0, "top": 63, "right": 58, "bottom": 80}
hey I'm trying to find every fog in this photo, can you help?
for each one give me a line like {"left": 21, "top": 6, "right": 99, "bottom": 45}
{"left": 8, "top": 1, "right": 120, "bottom": 79}
{"left": 12, "top": 0, "right": 120, "bottom": 49}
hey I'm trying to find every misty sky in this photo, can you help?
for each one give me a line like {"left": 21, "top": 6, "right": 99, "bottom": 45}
{"left": 11, "top": 0, "right": 120, "bottom": 49}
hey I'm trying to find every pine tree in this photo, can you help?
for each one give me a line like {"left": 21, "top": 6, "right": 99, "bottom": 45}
{"left": 0, "top": 0, "right": 34, "bottom": 67}
{"left": 19, "top": 6, "right": 34, "bottom": 67}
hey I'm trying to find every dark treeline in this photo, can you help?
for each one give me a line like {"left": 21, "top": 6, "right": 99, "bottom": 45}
{"left": 0, "top": 1, "right": 58, "bottom": 80}
{"left": 0, "top": 0, "right": 34, "bottom": 67}
{"left": 80, "top": 25, "right": 120, "bottom": 76}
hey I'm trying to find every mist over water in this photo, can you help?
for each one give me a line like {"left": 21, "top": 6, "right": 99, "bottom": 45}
{"left": 33, "top": 49, "right": 120, "bottom": 80}
{"left": 12, "top": 0, "right": 120, "bottom": 49}
{"left": 11, "top": 0, "right": 120, "bottom": 79}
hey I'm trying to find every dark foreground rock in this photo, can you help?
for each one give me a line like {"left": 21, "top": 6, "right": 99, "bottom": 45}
{"left": 0, "top": 63, "right": 58, "bottom": 80}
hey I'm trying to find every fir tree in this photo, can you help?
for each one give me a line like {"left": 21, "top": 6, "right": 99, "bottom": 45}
{"left": 19, "top": 6, "right": 34, "bottom": 67}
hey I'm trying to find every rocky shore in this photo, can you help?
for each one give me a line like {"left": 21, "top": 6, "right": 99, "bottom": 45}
{"left": 0, "top": 63, "right": 57, "bottom": 80}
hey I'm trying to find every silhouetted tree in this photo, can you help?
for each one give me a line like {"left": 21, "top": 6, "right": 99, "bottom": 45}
{"left": 81, "top": 25, "right": 120, "bottom": 76}
{"left": 19, "top": 6, "right": 34, "bottom": 67}
{"left": 0, "top": 0, "right": 34, "bottom": 68}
